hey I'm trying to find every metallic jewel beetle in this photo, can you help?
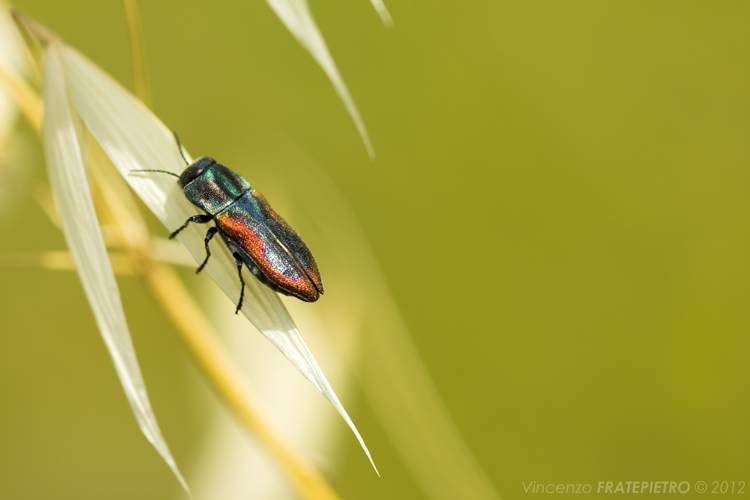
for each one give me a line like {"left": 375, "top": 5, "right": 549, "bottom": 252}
{"left": 133, "top": 134, "right": 323, "bottom": 313}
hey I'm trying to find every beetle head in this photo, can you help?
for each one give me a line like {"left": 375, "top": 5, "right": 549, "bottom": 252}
{"left": 178, "top": 157, "right": 216, "bottom": 188}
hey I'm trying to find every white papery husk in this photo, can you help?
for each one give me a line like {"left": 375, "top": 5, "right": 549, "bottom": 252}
{"left": 41, "top": 44, "right": 189, "bottom": 492}
{"left": 264, "top": 0, "right": 385, "bottom": 159}
{"left": 42, "top": 39, "right": 376, "bottom": 485}
{"left": 367, "top": 0, "right": 393, "bottom": 26}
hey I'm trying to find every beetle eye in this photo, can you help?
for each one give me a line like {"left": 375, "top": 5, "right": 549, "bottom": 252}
{"left": 178, "top": 157, "right": 216, "bottom": 187}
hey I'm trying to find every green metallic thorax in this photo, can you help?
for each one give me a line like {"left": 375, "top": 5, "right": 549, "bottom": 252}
{"left": 183, "top": 163, "right": 252, "bottom": 214}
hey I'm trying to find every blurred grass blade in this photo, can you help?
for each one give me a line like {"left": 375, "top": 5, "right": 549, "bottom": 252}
{"left": 59, "top": 45, "right": 377, "bottom": 472}
{"left": 41, "top": 43, "right": 189, "bottom": 494}
{"left": 363, "top": 299, "right": 501, "bottom": 500}
{"left": 0, "top": 2, "right": 32, "bottom": 130}
{"left": 121, "top": 0, "right": 150, "bottom": 105}
{"left": 263, "top": 0, "right": 375, "bottom": 159}
{"left": 0, "top": 4, "right": 29, "bottom": 76}
{"left": 0, "top": 250, "right": 136, "bottom": 274}
{"left": 264, "top": 146, "right": 502, "bottom": 499}
{"left": 368, "top": 0, "right": 392, "bottom": 27}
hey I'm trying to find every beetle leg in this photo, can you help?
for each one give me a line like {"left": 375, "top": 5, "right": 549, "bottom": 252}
{"left": 170, "top": 214, "right": 212, "bottom": 239}
{"left": 233, "top": 253, "right": 245, "bottom": 314}
{"left": 196, "top": 226, "right": 218, "bottom": 274}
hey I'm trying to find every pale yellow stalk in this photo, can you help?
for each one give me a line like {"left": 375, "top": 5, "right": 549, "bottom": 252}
{"left": 0, "top": 63, "right": 40, "bottom": 132}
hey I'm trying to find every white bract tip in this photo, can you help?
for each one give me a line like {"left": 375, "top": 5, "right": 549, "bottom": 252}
{"left": 49, "top": 43, "right": 376, "bottom": 473}
{"left": 369, "top": 0, "right": 393, "bottom": 27}
{"left": 41, "top": 44, "right": 190, "bottom": 494}
{"left": 264, "top": 0, "right": 376, "bottom": 159}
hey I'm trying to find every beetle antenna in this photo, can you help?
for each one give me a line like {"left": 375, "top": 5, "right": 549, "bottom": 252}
{"left": 130, "top": 169, "right": 180, "bottom": 177}
{"left": 173, "top": 132, "right": 190, "bottom": 166}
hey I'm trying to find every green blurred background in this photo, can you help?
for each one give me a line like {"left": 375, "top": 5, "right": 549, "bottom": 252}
{"left": 1, "top": 1, "right": 749, "bottom": 498}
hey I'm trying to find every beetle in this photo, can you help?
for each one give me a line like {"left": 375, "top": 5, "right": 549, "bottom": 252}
{"left": 133, "top": 134, "right": 323, "bottom": 313}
